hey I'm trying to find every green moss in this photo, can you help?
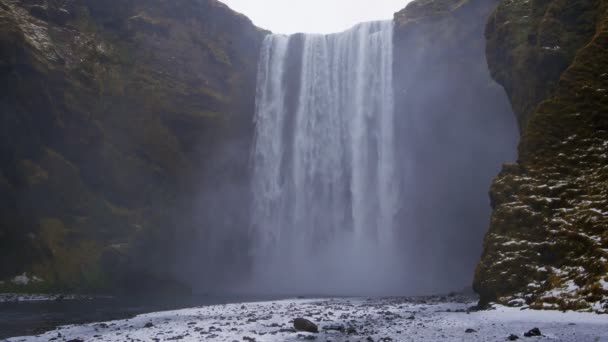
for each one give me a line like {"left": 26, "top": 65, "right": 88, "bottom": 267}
{"left": 190, "top": 33, "right": 232, "bottom": 66}
{"left": 31, "top": 218, "right": 108, "bottom": 291}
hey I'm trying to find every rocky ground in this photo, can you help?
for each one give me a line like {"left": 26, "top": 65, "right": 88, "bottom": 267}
{"left": 0, "top": 293, "right": 100, "bottom": 303}
{"left": 4, "top": 296, "right": 607, "bottom": 342}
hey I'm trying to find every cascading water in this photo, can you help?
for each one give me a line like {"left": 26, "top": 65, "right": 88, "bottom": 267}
{"left": 250, "top": 21, "right": 402, "bottom": 295}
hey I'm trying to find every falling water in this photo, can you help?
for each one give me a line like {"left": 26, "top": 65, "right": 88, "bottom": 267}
{"left": 250, "top": 21, "right": 401, "bottom": 295}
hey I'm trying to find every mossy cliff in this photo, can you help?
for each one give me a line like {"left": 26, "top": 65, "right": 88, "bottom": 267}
{"left": 474, "top": 0, "right": 608, "bottom": 312}
{"left": 0, "top": 0, "right": 265, "bottom": 293}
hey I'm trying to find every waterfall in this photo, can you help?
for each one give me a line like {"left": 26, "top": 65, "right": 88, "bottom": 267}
{"left": 250, "top": 21, "right": 401, "bottom": 294}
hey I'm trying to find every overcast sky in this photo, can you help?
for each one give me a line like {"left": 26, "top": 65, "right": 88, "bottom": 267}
{"left": 218, "top": 0, "right": 412, "bottom": 34}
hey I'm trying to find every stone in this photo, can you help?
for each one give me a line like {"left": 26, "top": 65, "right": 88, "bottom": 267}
{"left": 20, "top": 0, "right": 45, "bottom": 6}
{"left": 465, "top": 328, "right": 477, "bottom": 333}
{"left": 322, "top": 324, "right": 344, "bottom": 332}
{"left": 523, "top": 328, "right": 541, "bottom": 337}
{"left": 508, "top": 334, "right": 520, "bottom": 341}
{"left": 28, "top": 5, "right": 47, "bottom": 20}
{"left": 144, "top": 322, "right": 154, "bottom": 328}
{"left": 48, "top": 8, "right": 71, "bottom": 25}
{"left": 293, "top": 318, "right": 318, "bottom": 333}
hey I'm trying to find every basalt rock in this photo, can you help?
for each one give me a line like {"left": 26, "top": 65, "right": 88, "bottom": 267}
{"left": 293, "top": 318, "right": 318, "bottom": 333}
{"left": 0, "top": 0, "right": 265, "bottom": 293}
{"left": 474, "top": 0, "right": 608, "bottom": 313}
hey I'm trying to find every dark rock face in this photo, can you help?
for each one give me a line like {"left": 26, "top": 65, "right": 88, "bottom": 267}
{"left": 474, "top": 0, "right": 608, "bottom": 313}
{"left": 0, "top": 0, "right": 265, "bottom": 292}
{"left": 392, "top": 0, "right": 519, "bottom": 293}
{"left": 485, "top": 0, "right": 604, "bottom": 130}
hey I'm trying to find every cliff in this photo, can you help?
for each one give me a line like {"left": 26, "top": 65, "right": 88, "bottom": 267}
{"left": 475, "top": 0, "right": 608, "bottom": 312}
{"left": 0, "top": 0, "right": 265, "bottom": 293}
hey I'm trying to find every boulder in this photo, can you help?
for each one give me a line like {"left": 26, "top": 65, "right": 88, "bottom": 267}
{"left": 293, "top": 318, "right": 318, "bottom": 333}
{"left": 524, "top": 328, "right": 541, "bottom": 337}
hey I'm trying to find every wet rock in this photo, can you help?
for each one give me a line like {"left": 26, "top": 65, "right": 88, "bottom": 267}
{"left": 523, "top": 328, "right": 541, "bottom": 337}
{"left": 28, "top": 5, "right": 47, "bottom": 20}
{"left": 20, "top": 0, "right": 45, "bottom": 5}
{"left": 144, "top": 322, "right": 154, "bottom": 328}
{"left": 508, "top": 334, "right": 520, "bottom": 340}
{"left": 465, "top": 328, "right": 477, "bottom": 333}
{"left": 48, "top": 8, "right": 71, "bottom": 25}
{"left": 293, "top": 318, "right": 318, "bottom": 333}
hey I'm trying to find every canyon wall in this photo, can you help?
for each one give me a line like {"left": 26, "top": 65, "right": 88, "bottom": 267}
{"left": 474, "top": 0, "right": 608, "bottom": 313}
{"left": 0, "top": 0, "right": 265, "bottom": 292}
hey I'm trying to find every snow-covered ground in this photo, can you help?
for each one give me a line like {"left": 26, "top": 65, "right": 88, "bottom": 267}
{"left": 5, "top": 297, "right": 608, "bottom": 341}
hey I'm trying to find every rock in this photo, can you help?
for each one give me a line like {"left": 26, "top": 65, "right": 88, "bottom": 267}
{"left": 48, "top": 8, "right": 71, "bottom": 25}
{"left": 474, "top": 0, "right": 608, "bottom": 313}
{"left": 322, "top": 324, "right": 344, "bottom": 332}
{"left": 293, "top": 318, "right": 318, "bottom": 333}
{"left": 465, "top": 328, "right": 477, "bottom": 333}
{"left": 28, "top": 5, "right": 47, "bottom": 20}
{"left": 20, "top": 0, "right": 45, "bottom": 5}
{"left": 144, "top": 322, "right": 154, "bottom": 328}
{"left": 523, "top": 328, "right": 541, "bottom": 337}
{"left": 508, "top": 334, "right": 520, "bottom": 341}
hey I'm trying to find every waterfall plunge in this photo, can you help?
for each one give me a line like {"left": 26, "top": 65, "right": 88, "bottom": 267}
{"left": 250, "top": 21, "right": 403, "bottom": 295}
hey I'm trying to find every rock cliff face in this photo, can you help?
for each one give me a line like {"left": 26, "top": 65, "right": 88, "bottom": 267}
{"left": 0, "top": 0, "right": 265, "bottom": 292}
{"left": 475, "top": 0, "right": 608, "bottom": 312}
{"left": 392, "top": 0, "right": 518, "bottom": 292}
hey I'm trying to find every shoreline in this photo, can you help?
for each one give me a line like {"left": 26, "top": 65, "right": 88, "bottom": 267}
{"left": 4, "top": 296, "right": 607, "bottom": 341}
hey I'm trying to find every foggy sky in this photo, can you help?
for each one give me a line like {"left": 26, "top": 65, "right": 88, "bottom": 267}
{"left": 218, "top": 0, "right": 413, "bottom": 34}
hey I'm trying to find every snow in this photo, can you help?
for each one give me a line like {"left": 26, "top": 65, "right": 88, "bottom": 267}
{"left": 5, "top": 297, "right": 608, "bottom": 342}
{"left": 10, "top": 273, "right": 42, "bottom": 285}
{"left": 0, "top": 293, "right": 101, "bottom": 303}
{"left": 542, "top": 280, "right": 579, "bottom": 298}
{"left": 600, "top": 278, "right": 608, "bottom": 291}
